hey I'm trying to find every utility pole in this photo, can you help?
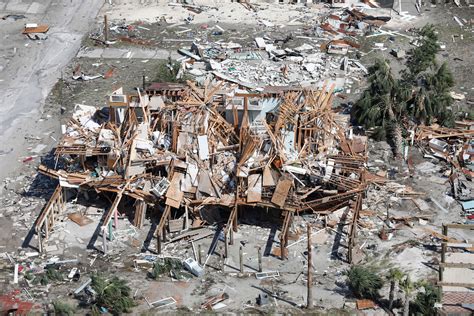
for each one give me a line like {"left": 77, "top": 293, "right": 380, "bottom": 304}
{"left": 307, "top": 223, "right": 313, "bottom": 309}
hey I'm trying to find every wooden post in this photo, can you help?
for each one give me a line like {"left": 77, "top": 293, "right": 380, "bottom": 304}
{"left": 220, "top": 247, "right": 225, "bottom": 272}
{"left": 440, "top": 224, "right": 448, "bottom": 282}
{"left": 37, "top": 226, "right": 43, "bottom": 253}
{"left": 258, "top": 246, "right": 262, "bottom": 272}
{"left": 102, "top": 227, "right": 107, "bottom": 254}
{"left": 239, "top": 246, "right": 244, "bottom": 273}
{"left": 108, "top": 220, "right": 113, "bottom": 241}
{"left": 44, "top": 215, "right": 49, "bottom": 240}
{"left": 156, "top": 232, "right": 161, "bottom": 254}
{"left": 307, "top": 224, "right": 313, "bottom": 309}
{"left": 198, "top": 244, "right": 202, "bottom": 265}
{"left": 185, "top": 205, "right": 189, "bottom": 230}
{"left": 224, "top": 233, "right": 228, "bottom": 258}
{"left": 440, "top": 242, "right": 447, "bottom": 281}
{"left": 229, "top": 227, "right": 234, "bottom": 245}
{"left": 114, "top": 208, "right": 118, "bottom": 229}
{"left": 104, "top": 15, "right": 109, "bottom": 43}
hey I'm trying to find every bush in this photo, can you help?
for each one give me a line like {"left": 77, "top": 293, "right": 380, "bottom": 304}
{"left": 346, "top": 265, "right": 384, "bottom": 299}
{"left": 91, "top": 274, "right": 136, "bottom": 315}
{"left": 52, "top": 300, "right": 75, "bottom": 316}
{"left": 149, "top": 257, "right": 191, "bottom": 280}
{"left": 410, "top": 283, "right": 440, "bottom": 315}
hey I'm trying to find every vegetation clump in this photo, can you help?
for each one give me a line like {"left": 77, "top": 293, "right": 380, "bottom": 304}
{"left": 352, "top": 24, "right": 455, "bottom": 156}
{"left": 345, "top": 265, "right": 384, "bottom": 299}
{"left": 90, "top": 274, "right": 136, "bottom": 315}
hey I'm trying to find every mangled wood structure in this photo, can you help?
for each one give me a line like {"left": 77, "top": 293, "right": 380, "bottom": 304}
{"left": 35, "top": 80, "right": 368, "bottom": 260}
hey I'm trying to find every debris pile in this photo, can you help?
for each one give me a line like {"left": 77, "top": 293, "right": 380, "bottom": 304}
{"left": 177, "top": 8, "right": 391, "bottom": 90}
{"left": 34, "top": 79, "right": 368, "bottom": 261}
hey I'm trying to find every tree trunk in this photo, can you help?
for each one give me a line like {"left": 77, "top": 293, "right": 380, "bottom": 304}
{"left": 392, "top": 123, "right": 403, "bottom": 158}
{"left": 388, "top": 280, "right": 395, "bottom": 310}
{"left": 387, "top": 105, "right": 403, "bottom": 158}
{"left": 403, "top": 293, "right": 410, "bottom": 316}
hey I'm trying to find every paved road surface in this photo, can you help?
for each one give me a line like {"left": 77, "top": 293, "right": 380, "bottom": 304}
{"left": 0, "top": 0, "right": 103, "bottom": 181}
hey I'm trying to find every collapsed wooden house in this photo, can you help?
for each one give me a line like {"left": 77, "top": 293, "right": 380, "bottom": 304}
{"left": 34, "top": 80, "right": 368, "bottom": 261}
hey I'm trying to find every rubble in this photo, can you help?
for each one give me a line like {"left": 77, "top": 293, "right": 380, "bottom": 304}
{"left": 32, "top": 79, "right": 368, "bottom": 262}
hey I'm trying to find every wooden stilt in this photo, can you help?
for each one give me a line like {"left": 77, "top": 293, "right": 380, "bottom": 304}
{"left": 198, "top": 244, "right": 202, "bottom": 265}
{"left": 102, "top": 227, "right": 107, "bottom": 254}
{"left": 307, "top": 224, "right": 313, "bottom": 309}
{"left": 239, "top": 246, "right": 244, "bottom": 273}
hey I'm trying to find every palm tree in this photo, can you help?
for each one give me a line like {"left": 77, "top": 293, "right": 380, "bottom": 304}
{"left": 404, "top": 24, "right": 440, "bottom": 80}
{"left": 400, "top": 275, "right": 415, "bottom": 316}
{"left": 403, "top": 24, "right": 455, "bottom": 127}
{"left": 346, "top": 265, "right": 384, "bottom": 299}
{"left": 408, "top": 62, "right": 455, "bottom": 127}
{"left": 387, "top": 268, "right": 404, "bottom": 310}
{"left": 352, "top": 59, "right": 409, "bottom": 157}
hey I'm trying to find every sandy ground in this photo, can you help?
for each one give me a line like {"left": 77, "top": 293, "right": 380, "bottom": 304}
{"left": 101, "top": 0, "right": 328, "bottom": 25}
{"left": 0, "top": 0, "right": 103, "bottom": 182}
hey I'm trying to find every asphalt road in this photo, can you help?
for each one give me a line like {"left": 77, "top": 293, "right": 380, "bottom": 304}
{"left": 0, "top": 0, "right": 103, "bottom": 181}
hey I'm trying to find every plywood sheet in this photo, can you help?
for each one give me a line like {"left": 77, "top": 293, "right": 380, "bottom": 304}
{"left": 247, "top": 174, "right": 262, "bottom": 203}
{"left": 262, "top": 166, "right": 276, "bottom": 187}
{"left": 166, "top": 173, "right": 183, "bottom": 208}
{"left": 271, "top": 179, "right": 292, "bottom": 207}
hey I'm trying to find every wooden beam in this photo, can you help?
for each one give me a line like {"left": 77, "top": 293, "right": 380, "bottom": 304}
{"left": 439, "top": 262, "right": 474, "bottom": 268}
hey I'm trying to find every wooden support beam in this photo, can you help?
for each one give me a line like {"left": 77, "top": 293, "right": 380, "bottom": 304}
{"left": 102, "top": 192, "right": 123, "bottom": 231}
{"left": 155, "top": 205, "right": 171, "bottom": 254}
{"left": 280, "top": 211, "right": 291, "bottom": 260}
{"left": 347, "top": 193, "right": 362, "bottom": 263}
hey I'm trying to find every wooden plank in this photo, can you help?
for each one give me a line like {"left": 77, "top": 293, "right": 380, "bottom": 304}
{"left": 166, "top": 173, "right": 184, "bottom": 208}
{"left": 271, "top": 179, "right": 293, "bottom": 208}
{"left": 102, "top": 193, "right": 123, "bottom": 228}
{"left": 247, "top": 174, "right": 262, "bottom": 203}
{"left": 439, "top": 262, "right": 474, "bottom": 268}
{"left": 23, "top": 25, "right": 49, "bottom": 34}
{"left": 262, "top": 166, "right": 276, "bottom": 187}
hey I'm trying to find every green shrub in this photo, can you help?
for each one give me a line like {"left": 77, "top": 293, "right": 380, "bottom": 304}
{"left": 346, "top": 265, "right": 384, "bottom": 299}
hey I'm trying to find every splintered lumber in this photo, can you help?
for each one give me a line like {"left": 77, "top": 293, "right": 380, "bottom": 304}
{"left": 102, "top": 192, "right": 123, "bottom": 229}
{"left": 33, "top": 80, "right": 371, "bottom": 255}
{"left": 271, "top": 179, "right": 293, "bottom": 208}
